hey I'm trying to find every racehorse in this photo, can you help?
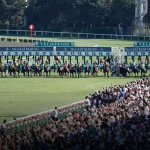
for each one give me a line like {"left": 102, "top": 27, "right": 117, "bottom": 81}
{"left": 69, "top": 64, "right": 76, "bottom": 77}
{"left": 0, "top": 64, "right": 4, "bottom": 77}
{"left": 76, "top": 64, "right": 82, "bottom": 78}
{"left": 85, "top": 65, "right": 90, "bottom": 77}
{"left": 63, "top": 65, "right": 69, "bottom": 76}
{"left": 57, "top": 65, "right": 64, "bottom": 77}
{"left": 91, "top": 63, "right": 98, "bottom": 76}
{"left": 103, "top": 63, "right": 110, "bottom": 77}
{"left": 44, "top": 66, "right": 51, "bottom": 77}
{"left": 128, "top": 64, "right": 139, "bottom": 77}
{"left": 8, "top": 65, "right": 18, "bottom": 77}
{"left": 22, "top": 64, "right": 31, "bottom": 77}
{"left": 141, "top": 68, "right": 147, "bottom": 77}
{"left": 34, "top": 65, "right": 42, "bottom": 77}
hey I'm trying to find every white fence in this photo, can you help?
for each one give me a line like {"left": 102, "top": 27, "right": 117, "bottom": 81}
{"left": 0, "top": 29, "right": 150, "bottom": 40}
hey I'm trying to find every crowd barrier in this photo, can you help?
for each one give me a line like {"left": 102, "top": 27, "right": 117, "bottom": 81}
{"left": 5, "top": 100, "right": 86, "bottom": 135}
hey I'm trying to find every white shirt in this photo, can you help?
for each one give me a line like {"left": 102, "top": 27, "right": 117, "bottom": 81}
{"left": 86, "top": 98, "right": 91, "bottom": 106}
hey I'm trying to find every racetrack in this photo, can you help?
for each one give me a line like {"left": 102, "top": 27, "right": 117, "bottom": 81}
{"left": 0, "top": 39, "right": 146, "bottom": 123}
{"left": 0, "top": 78, "right": 137, "bottom": 122}
{"left": 0, "top": 41, "right": 34, "bottom": 46}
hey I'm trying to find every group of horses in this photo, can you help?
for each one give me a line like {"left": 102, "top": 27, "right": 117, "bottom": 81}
{"left": 112, "top": 64, "right": 147, "bottom": 77}
{"left": 56, "top": 63, "right": 108, "bottom": 78}
{"left": 0, "top": 64, "right": 50, "bottom": 77}
{"left": 0, "top": 62, "right": 110, "bottom": 78}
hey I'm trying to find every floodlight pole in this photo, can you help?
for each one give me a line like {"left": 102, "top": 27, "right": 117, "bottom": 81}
{"left": 135, "top": 0, "right": 148, "bottom": 35}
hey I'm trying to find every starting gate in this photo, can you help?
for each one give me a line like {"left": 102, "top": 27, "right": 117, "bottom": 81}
{"left": 0, "top": 46, "right": 150, "bottom": 70}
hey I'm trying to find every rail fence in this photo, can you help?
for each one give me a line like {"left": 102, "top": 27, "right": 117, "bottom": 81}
{"left": 4, "top": 100, "right": 86, "bottom": 135}
{"left": 0, "top": 29, "right": 150, "bottom": 41}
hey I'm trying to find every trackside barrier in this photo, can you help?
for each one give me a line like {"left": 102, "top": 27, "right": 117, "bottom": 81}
{"left": 0, "top": 29, "right": 150, "bottom": 40}
{"left": 5, "top": 100, "right": 86, "bottom": 134}
{"left": 0, "top": 36, "right": 98, "bottom": 47}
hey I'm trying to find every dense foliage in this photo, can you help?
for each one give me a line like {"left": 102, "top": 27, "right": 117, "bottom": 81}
{"left": 0, "top": 0, "right": 136, "bottom": 33}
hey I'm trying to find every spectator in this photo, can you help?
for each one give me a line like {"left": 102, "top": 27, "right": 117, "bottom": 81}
{"left": 1, "top": 78, "right": 150, "bottom": 150}
{"left": 0, "top": 120, "right": 6, "bottom": 135}
{"left": 51, "top": 107, "right": 58, "bottom": 121}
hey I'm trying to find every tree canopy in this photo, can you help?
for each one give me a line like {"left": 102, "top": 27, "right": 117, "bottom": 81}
{"left": 0, "top": 0, "right": 136, "bottom": 33}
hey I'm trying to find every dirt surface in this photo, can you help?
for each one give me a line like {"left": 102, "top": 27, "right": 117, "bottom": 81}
{"left": 0, "top": 42, "right": 34, "bottom": 47}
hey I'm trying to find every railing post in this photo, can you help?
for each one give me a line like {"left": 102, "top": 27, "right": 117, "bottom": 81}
{"left": 41, "top": 32, "right": 43, "bottom": 36}
{"left": 25, "top": 31, "right": 27, "bottom": 36}
{"left": 87, "top": 34, "right": 88, "bottom": 38}
{"left": 61, "top": 33, "right": 63, "bottom": 37}
{"left": 94, "top": 35, "right": 96, "bottom": 39}
{"left": 53, "top": 33, "right": 54, "bottom": 37}
{"left": 7, "top": 29, "right": 9, "bottom": 35}
{"left": 78, "top": 34, "right": 79, "bottom": 38}
{"left": 17, "top": 30, "right": 18, "bottom": 35}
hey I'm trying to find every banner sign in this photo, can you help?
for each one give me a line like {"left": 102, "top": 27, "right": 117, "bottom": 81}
{"left": 35, "top": 42, "right": 75, "bottom": 47}
{"left": 0, "top": 47, "right": 111, "bottom": 56}
{"left": 134, "top": 42, "right": 150, "bottom": 47}
{"left": 125, "top": 47, "right": 150, "bottom": 56}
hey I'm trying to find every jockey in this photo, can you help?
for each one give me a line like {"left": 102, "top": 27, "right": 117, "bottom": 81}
{"left": 44, "top": 60, "right": 49, "bottom": 66}
{"left": 20, "top": 59, "right": 23, "bottom": 65}
{"left": 141, "top": 62, "right": 145, "bottom": 70}
{"left": 85, "top": 61, "right": 89, "bottom": 66}
{"left": 71, "top": 62, "right": 74, "bottom": 68}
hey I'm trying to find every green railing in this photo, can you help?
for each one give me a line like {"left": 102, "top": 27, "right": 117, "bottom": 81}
{"left": 5, "top": 101, "right": 86, "bottom": 135}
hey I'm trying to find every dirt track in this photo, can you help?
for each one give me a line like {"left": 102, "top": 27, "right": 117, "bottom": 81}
{"left": 0, "top": 42, "right": 34, "bottom": 47}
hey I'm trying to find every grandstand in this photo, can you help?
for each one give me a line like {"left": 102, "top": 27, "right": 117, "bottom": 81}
{"left": 0, "top": 1, "right": 150, "bottom": 150}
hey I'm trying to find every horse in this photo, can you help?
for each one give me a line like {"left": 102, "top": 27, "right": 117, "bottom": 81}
{"left": 63, "top": 65, "right": 69, "bottom": 76}
{"left": 76, "top": 65, "right": 82, "bottom": 78}
{"left": 128, "top": 65, "right": 139, "bottom": 77}
{"left": 141, "top": 68, "right": 147, "bottom": 77}
{"left": 17, "top": 64, "right": 22, "bottom": 77}
{"left": 103, "top": 64, "right": 110, "bottom": 77}
{"left": 44, "top": 65, "right": 51, "bottom": 77}
{"left": 57, "top": 66, "right": 64, "bottom": 77}
{"left": 0, "top": 65, "right": 4, "bottom": 77}
{"left": 34, "top": 65, "right": 42, "bottom": 77}
{"left": 120, "top": 66, "right": 129, "bottom": 77}
{"left": 85, "top": 65, "right": 90, "bottom": 77}
{"left": 91, "top": 63, "right": 98, "bottom": 76}
{"left": 22, "top": 65, "right": 31, "bottom": 77}
{"left": 8, "top": 65, "right": 18, "bottom": 77}
{"left": 69, "top": 65, "right": 76, "bottom": 77}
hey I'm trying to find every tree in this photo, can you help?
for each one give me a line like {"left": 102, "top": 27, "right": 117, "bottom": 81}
{"left": 108, "top": 0, "right": 135, "bottom": 28}
{"left": 0, "top": 0, "right": 26, "bottom": 28}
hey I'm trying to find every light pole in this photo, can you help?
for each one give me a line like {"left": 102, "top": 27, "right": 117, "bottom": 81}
{"left": 135, "top": 0, "right": 148, "bottom": 35}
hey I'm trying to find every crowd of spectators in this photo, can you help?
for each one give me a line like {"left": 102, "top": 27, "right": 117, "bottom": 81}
{"left": 0, "top": 78, "right": 150, "bottom": 150}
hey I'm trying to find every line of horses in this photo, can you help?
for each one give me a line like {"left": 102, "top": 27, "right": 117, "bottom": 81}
{"left": 0, "top": 63, "right": 147, "bottom": 78}
{"left": 0, "top": 63, "right": 110, "bottom": 78}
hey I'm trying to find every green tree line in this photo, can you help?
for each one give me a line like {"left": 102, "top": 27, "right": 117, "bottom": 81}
{"left": 0, "top": 0, "right": 137, "bottom": 34}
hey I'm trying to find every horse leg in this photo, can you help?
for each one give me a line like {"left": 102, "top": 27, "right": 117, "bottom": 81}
{"left": 107, "top": 71, "right": 109, "bottom": 77}
{"left": 104, "top": 72, "right": 106, "bottom": 77}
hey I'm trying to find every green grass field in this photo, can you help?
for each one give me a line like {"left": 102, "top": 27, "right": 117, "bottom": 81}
{"left": 0, "top": 78, "right": 138, "bottom": 122}
{"left": 0, "top": 38, "right": 145, "bottom": 123}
